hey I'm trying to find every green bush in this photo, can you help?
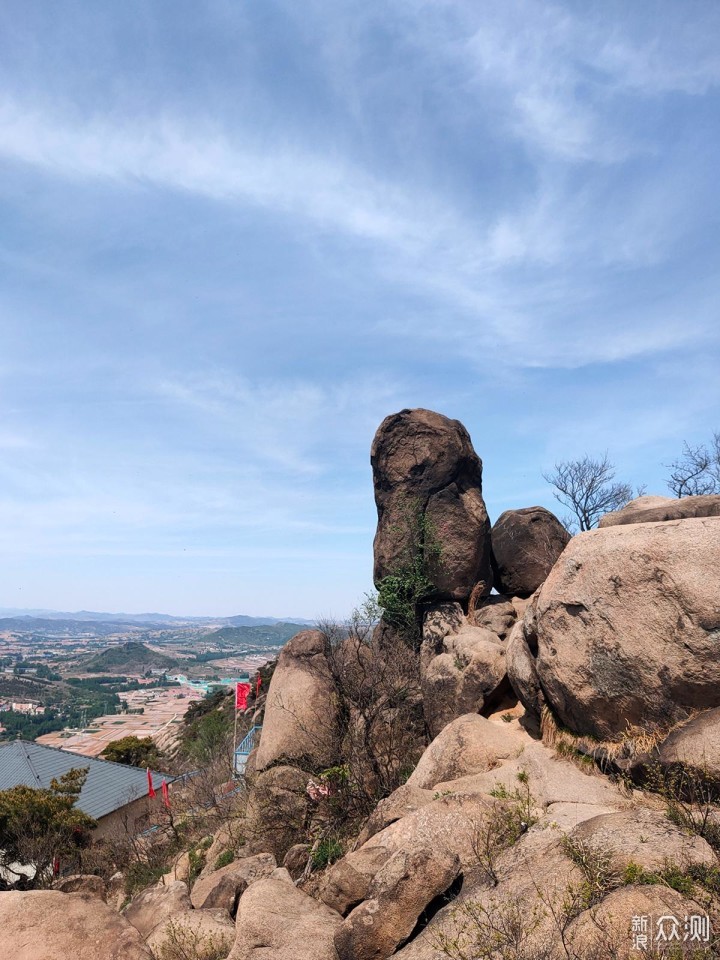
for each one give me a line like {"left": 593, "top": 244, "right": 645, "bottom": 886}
{"left": 376, "top": 498, "right": 443, "bottom": 645}
{"left": 311, "top": 837, "right": 344, "bottom": 870}
{"left": 214, "top": 850, "right": 234, "bottom": 870}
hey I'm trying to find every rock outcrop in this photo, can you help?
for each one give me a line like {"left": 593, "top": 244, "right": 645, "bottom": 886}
{"left": 525, "top": 518, "right": 720, "bottom": 739}
{"left": 599, "top": 493, "right": 720, "bottom": 526}
{"left": 122, "top": 880, "right": 192, "bottom": 940}
{"left": 335, "top": 846, "right": 460, "bottom": 960}
{"left": 371, "top": 408, "right": 491, "bottom": 601}
{"left": 420, "top": 603, "right": 509, "bottom": 736}
{"left": 569, "top": 807, "right": 716, "bottom": 874}
{"left": 190, "top": 852, "right": 276, "bottom": 912}
{"left": 230, "top": 872, "right": 342, "bottom": 960}
{"left": 0, "top": 890, "right": 153, "bottom": 960}
{"left": 469, "top": 594, "right": 517, "bottom": 639}
{"left": 658, "top": 707, "right": 720, "bottom": 783}
{"left": 407, "top": 712, "right": 519, "bottom": 789}
{"left": 254, "top": 629, "right": 338, "bottom": 772}
{"left": 490, "top": 506, "right": 570, "bottom": 597}
{"left": 319, "top": 845, "right": 392, "bottom": 915}
{"left": 53, "top": 874, "right": 107, "bottom": 900}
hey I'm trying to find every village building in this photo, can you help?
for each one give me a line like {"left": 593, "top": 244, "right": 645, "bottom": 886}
{"left": 0, "top": 739, "right": 169, "bottom": 840}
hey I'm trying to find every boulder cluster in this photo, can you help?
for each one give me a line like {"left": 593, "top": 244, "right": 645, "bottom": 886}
{"left": 6, "top": 407, "right": 720, "bottom": 960}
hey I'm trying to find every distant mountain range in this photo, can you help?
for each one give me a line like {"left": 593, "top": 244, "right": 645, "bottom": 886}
{"left": 0, "top": 608, "right": 315, "bottom": 628}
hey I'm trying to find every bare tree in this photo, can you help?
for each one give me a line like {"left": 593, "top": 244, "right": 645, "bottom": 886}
{"left": 666, "top": 432, "right": 720, "bottom": 498}
{"left": 542, "top": 454, "right": 634, "bottom": 533}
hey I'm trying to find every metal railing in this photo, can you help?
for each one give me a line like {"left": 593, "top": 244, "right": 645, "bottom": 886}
{"left": 234, "top": 724, "right": 262, "bottom": 777}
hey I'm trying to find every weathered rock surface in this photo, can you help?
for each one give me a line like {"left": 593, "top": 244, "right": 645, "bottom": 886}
{"left": 146, "top": 908, "right": 235, "bottom": 955}
{"left": 533, "top": 518, "right": 720, "bottom": 738}
{"left": 469, "top": 594, "right": 517, "bottom": 639}
{"left": 53, "top": 874, "right": 107, "bottom": 900}
{"left": 371, "top": 409, "right": 491, "bottom": 601}
{"left": 319, "top": 845, "right": 393, "bottom": 915}
{"left": 255, "top": 629, "right": 338, "bottom": 772}
{"left": 570, "top": 807, "right": 716, "bottom": 873}
{"left": 599, "top": 493, "right": 720, "bottom": 527}
{"left": 506, "top": 616, "right": 544, "bottom": 722}
{"left": 393, "top": 829, "right": 582, "bottom": 960}
{"left": 364, "top": 792, "right": 493, "bottom": 869}
{"left": 0, "top": 890, "right": 153, "bottom": 960}
{"left": 421, "top": 605, "right": 509, "bottom": 736}
{"left": 162, "top": 850, "right": 191, "bottom": 884}
{"left": 282, "top": 842, "right": 311, "bottom": 878}
{"left": 230, "top": 874, "right": 342, "bottom": 960}
{"left": 431, "top": 736, "right": 625, "bottom": 812}
{"left": 567, "top": 885, "right": 708, "bottom": 960}
{"left": 491, "top": 506, "right": 570, "bottom": 597}
{"left": 658, "top": 707, "right": 720, "bottom": 782}
{"left": 407, "top": 713, "right": 519, "bottom": 789}
{"left": 123, "top": 880, "right": 192, "bottom": 940}
{"left": 190, "top": 852, "right": 276, "bottom": 912}
{"left": 335, "top": 847, "right": 460, "bottom": 960}
{"left": 245, "top": 765, "right": 310, "bottom": 861}
{"left": 355, "top": 783, "right": 436, "bottom": 846}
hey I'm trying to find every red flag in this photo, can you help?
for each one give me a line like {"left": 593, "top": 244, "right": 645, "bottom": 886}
{"left": 161, "top": 779, "right": 170, "bottom": 809}
{"left": 147, "top": 767, "right": 156, "bottom": 799}
{"left": 235, "top": 682, "right": 251, "bottom": 710}
{"left": 255, "top": 674, "right": 262, "bottom": 697}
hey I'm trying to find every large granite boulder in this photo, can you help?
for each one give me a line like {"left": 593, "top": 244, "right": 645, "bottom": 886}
{"left": 566, "top": 885, "right": 710, "bottom": 960}
{"left": 190, "top": 852, "right": 276, "bottom": 912}
{"left": 420, "top": 603, "right": 509, "bottom": 736}
{"left": 318, "top": 845, "right": 393, "bottom": 915}
{"left": 335, "top": 846, "right": 460, "bottom": 960}
{"left": 229, "top": 872, "right": 341, "bottom": 960}
{"left": 490, "top": 506, "right": 570, "bottom": 597}
{"left": 254, "top": 629, "right": 338, "bottom": 772}
{"left": 599, "top": 493, "right": 720, "bottom": 527}
{"left": 0, "top": 890, "right": 153, "bottom": 960}
{"left": 371, "top": 409, "right": 491, "bottom": 601}
{"left": 657, "top": 708, "right": 720, "bottom": 783}
{"left": 506, "top": 594, "right": 545, "bottom": 725}
{"left": 533, "top": 518, "right": 720, "bottom": 739}
{"left": 407, "top": 713, "right": 519, "bottom": 789}
{"left": 469, "top": 594, "right": 517, "bottom": 639}
{"left": 122, "top": 880, "right": 191, "bottom": 940}
{"left": 421, "top": 627, "right": 507, "bottom": 737}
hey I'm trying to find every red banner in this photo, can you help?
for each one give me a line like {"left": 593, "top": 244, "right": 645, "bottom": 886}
{"left": 256, "top": 674, "right": 262, "bottom": 697}
{"left": 161, "top": 779, "right": 170, "bottom": 809}
{"left": 235, "top": 682, "right": 251, "bottom": 710}
{"left": 147, "top": 767, "right": 156, "bottom": 799}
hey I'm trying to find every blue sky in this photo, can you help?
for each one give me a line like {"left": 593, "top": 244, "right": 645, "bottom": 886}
{"left": 1, "top": 1, "right": 719, "bottom": 618}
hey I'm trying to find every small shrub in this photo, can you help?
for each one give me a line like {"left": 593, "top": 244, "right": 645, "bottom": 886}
{"left": 562, "top": 836, "right": 620, "bottom": 909}
{"left": 475, "top": 773, "right": 537, "bottom": 886}
{"left": 214, "top": 850, "right": 235, "bottom": 870}
{"left": 187, "top": 847, "right": 206, "bottom": 888}
{"left": 311, "top": 836, "right": 344, "bottom": 870}
{"left": 155, "top": 919, "right": 233, "bottom": 960}
{"left": 125, "top": 860, "right": 167, "bottom": 895}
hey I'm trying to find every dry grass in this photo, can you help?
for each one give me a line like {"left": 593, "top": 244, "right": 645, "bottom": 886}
{"left": 540, "top": 705, "right": 683, "bottom": 773}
